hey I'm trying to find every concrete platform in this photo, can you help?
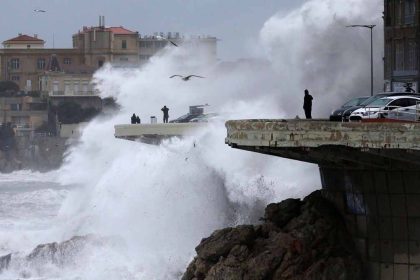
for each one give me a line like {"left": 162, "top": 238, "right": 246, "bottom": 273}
{"left": 114, "top": 123, "right": 207, "bottom": 144}
{"left": 225, "top": 119, "right": 420, "bottom": 169}
{"left": 225, "top": 119, "right": 420, "bottom": 280}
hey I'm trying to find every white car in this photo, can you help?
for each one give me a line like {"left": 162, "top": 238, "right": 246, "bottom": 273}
{"left": 189, "top": 113, "right": 220, "bottom": 123}
{"left": 349, "top": 96, "right": 420, "bottom": 121}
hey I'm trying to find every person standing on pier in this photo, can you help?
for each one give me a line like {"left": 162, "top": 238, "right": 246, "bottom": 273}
{"left": 131, "top": 113, "right": 137, "bottom": 124}
{"left": 303, "top": 89, "right": 313, "bottom": 119}
{"left": 161, "top": 105, "right": 169, "bottom": 123}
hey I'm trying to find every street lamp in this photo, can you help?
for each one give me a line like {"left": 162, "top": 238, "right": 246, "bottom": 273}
{"left": 346, "top": 24, "right": 376, "bottom": 96}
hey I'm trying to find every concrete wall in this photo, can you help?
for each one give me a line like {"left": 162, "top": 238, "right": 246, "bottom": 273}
{"left": 321, "top": 167, "right": 420, "bottom": 280}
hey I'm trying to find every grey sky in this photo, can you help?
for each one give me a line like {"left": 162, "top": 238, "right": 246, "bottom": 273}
{"left": 0, "top": 0, "right": 305, "bottom": 60}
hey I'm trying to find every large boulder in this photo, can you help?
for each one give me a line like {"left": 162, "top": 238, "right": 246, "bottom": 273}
{"left": 182, "top": 191, "right": 363, "bottom": 280}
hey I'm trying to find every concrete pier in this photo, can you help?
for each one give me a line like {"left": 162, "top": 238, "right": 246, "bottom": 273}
{"left": 225, "top": 119, "right": 420, "bottom": 280}
{"left": 114, "top": 123, "right": 206, "bottom": 144}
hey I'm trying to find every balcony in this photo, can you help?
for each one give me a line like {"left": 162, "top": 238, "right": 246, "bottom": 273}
{"left": 393, "top": 70, "right": 418, "bottom": 77}
{"left": 49, "top": 91, "right": 97, "bottom": 97}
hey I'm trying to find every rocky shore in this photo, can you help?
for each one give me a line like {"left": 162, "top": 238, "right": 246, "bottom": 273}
{"left": 182, "top": 191, "right": 363, "bottom": 280}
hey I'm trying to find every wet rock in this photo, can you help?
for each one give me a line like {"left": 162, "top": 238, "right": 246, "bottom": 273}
{"left": 182, "top": 191, "right": 363, "bottom": 280}
{"left": 0, "top": 234, "right": 122, "bottom": 275}
{"left": 264, "top": 198, "right": 301, "bottom": 228}
{"left": 196, "top": 225, "right": 255, "bottom": 262}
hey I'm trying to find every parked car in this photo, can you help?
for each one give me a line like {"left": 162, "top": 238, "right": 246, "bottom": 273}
{"left": 169, "top": 113, "right": 201, "bottom": 123}
{"left": 189, "top": 113, "right": 219, "bottom": 123}
{"left": 169, "top": 104, "right": 211, "bottom": 123}
{"left": 385, "top": 104, "right": 420, "bottom": 122}
{"left": 329, "top": 96, "right": 370, "bottom": 121}
{"left": 349, "top": 96, "right": 420, "bottom": 121}
{"left": 330, "top": 92, "right": 420, "bottom": 121}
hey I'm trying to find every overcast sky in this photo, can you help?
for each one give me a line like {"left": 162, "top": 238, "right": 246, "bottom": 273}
{"left": 0, "top": 0, "right": 305, "bottom": 60}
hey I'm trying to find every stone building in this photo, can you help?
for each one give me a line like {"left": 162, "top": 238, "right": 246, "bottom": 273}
{"left": 0, "top": 17, "right": 139, "bottom": 92}
{"left": 72, "top": 17, "right": 140, "bottom": 68}
{"left": 384, "top": 0, "right": 419, "bottom": 92}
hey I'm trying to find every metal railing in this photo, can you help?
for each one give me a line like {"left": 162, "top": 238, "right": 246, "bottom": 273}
{"left": 350, "top": 103, "right": 420, "bottom": 122}
{"left": 49, "top": 91, "right": 97, "bottom": 97}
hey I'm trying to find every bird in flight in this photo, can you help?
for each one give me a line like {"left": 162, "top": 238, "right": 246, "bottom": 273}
{"left": 34, "top": 9, "right": 46, "bottom": 12}
{"left": 170, "top": 75, "right": 205, "bottom": 81}
{"left": 156, "top": 35, "right": 178, "bottom": 47}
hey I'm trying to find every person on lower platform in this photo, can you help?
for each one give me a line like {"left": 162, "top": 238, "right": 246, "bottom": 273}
{"left": 161, "top": 105, "right": 169, "bottom": 123}
{"left": 131, "top": 113, "right": 137, "bottom": 124}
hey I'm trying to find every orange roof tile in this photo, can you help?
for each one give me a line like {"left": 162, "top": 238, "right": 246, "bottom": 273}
{"left": 107, "top": 27, "right": 137, "bottom": 35}
{"left": 4, "top": 34, "right": 44, "bottom": 43}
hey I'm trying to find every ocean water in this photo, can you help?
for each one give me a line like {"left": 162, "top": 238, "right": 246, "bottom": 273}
{"left": 0, "top": 0, "right": 382, "bottom": 278}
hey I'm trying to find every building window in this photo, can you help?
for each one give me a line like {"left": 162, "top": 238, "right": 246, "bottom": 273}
{"left": 10, "top": 104, "right": 21, "bottom": 111}
{"left": 119, "top": 57, "right": 129, "bottom": 62}
{"left": 385, "top": 1, "right": 392, "bottom": 26}
{"left": 98, "top": 60, "right": 104, "bottom": 68}
{"left": 139, "top": 41, "right": 153, "bottom": 48}
{"left": 405, "top": 0, "right": 416, "bottom": 25}
{"left": 122, "top": 40, "right": 127, "bottom": 49}
{"left": 395, "top": 0, "right": 402, "bottom": 25}
{"left": 407, "top": 39, "right": 417, "bottom": 70}
{"left": 74, "top": 82, "right": 79, "bottom": 93}
{"left": 53, "top": 81, "right": 59, "bottom": 92}
{"left": 27, "top": 45, "right": 31, "bottom": 49}
{"left": 82, "top": 82, "right": 89, "bottom": 92}
{"left": 37, "top": 58, "right": 46, "bottom": 70}
{"left": 64, "top": 81, "right": 71, "bottom": 93}
{"left": 11, "top": 75, "right": 20, "bottom": 81}
{"left": 10, "top": 58, "right": 20, "bottom": 69}
{"left": 385, "top": 43, "right": 392, "bottom": 77}
{"left": 154, "top": 41, "right": 167, "bottom": 48}
{"left": 139, "top": 55, "right": 150, "bottom": 61}
{"left": 63, "top": 58, "right": 72, "bottom": 65}
{"left": 395, "top": 40, "right": 405, "bottom": 71}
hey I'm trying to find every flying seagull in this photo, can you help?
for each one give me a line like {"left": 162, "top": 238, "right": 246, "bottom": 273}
{"left": 34, "top": 9, "right": 46, "bottom": 12}
{"left": 170, "top": 75, "right": 205, "bottom": 81}
{"left": 156, "top": 35, "right": 178, "bottom": 47}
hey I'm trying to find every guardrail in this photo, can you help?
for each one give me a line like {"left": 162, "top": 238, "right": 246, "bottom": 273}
{"left": 350, "top": 102, "right": 420, "bottom": 122}
{"left": 49, "top": 91, "right": 97, "bottom": 96}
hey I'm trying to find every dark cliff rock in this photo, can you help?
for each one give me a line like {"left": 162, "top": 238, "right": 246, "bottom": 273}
{"left": 182, "top": 191, "right": 363, "bottom": 280}
{"left": 0, "top": 134, "right": 67, "bottom": 173}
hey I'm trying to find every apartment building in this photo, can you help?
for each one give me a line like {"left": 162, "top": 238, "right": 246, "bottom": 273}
{"left": 384, "top": 0, "right": 419, "bottom": 92}
{"left": 0, "top": 17, "right": 139, "bottom": 92}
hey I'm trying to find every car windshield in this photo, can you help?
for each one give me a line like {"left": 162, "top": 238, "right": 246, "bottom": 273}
{"left": 366, "top": 98, "right": 392, "bottom": 107}
{"left": 342, "top": 97, "right": 369, "bottom": 107}
{"left": 360, "top": 94, "right": 387, "bottom": 106}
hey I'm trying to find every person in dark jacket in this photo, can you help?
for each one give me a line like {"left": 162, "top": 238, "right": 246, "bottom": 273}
{"left": 131, "top": 113, "right": 137, "bottom": 124}
{"left": 161, "top": 106, "right": 169, "bottom": 123}
{"left": 303, "top": 89, "right": 313, "bottom": 119}
{"left": 136, "top": 115, "right": 141, "bottom": 124}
